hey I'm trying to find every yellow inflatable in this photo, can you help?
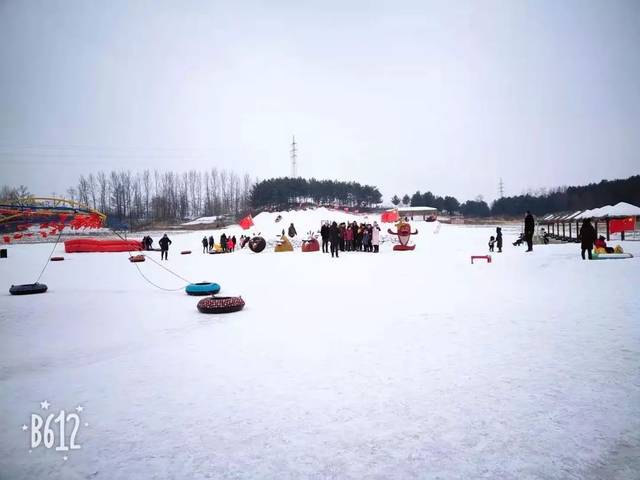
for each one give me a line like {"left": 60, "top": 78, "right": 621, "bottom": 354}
{"left": 274, "top": 235, "right": 293, "bottom": 252}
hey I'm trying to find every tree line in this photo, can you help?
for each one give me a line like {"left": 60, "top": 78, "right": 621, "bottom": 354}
{"left": 2, "top": 168, "right": 253, "bottom": 227}
{"left": 491, "top": 175, "right": 640, "bottom": 216}
{"left": 250, "top": 177, "right": 383, "bottom": 210}
{"left": 393, "top": 175, "right": 640, "bottom": 217}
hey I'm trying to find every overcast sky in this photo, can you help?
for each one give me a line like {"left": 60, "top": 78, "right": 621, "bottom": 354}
{"left": 1, "top": 0, "right": 639, "bottom": 203}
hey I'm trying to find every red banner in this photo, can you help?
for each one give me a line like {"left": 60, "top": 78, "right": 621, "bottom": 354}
{"left": 610, "top": 216, "right": 636, "bottom": 234}
{"left": 381, "top": 210, "right": 399, "bottom": 223}
{"left": 239, "top": 214, "right": 254, "bottom": 230}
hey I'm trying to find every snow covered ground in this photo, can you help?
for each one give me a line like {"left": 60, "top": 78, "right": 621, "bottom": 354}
{"left": 1, "top": 210, "right": 639, "bottom": 479}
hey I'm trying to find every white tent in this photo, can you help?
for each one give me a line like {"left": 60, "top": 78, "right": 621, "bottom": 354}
{"left": 576, "top": 205, "right": 612, "bottom": 219}
{"left": 605, "top": 202, "right": 640, "bottom": 217}
{"left": 575, "top": 202, "right": 640, "bottom": 219}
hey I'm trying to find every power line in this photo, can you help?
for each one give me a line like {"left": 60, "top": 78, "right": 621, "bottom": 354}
{"left": 290, "top": 135, "right": 298, "bottom": 178}
{"left": 498, "top": 178, "right": 505, "bottom": 198}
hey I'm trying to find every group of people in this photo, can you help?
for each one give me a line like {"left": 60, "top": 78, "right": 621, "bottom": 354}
{"left": 488, "top": 227, "right": 503, "bottom": 253}
{"left": 320, "top": 221, "right": 381, "bottom": 258}
{"left": 578, "top": 218, "right": 613, "bottom": 259}
{"left": 491, "top": 212, "right": 614, "bottom": 260}
{"left": 201, "top": 233, "right": 238, "bottom": 253}
{"left": 141, "top": 234, "right": 171, "bottom": 260}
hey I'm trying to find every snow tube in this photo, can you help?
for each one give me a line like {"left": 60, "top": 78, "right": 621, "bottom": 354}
{"left": 50, "top": 256, "right": 65, "bottom": 261}
{"left": 9, "top": 283, "right": 48, "bottom": 295}
{"left": 129, "top": 255, "right": 145, "bottom": 262}
{"left": 592, "top": 252, "right": 633, "bottom": 260}
{"left": 181, "top": 250, "right": 192, "bottom": 255}
{"left": 248, "top": 236, "right": 266, "bottom": 253}
{"left": 197, "top": 296, "right": 245, "bottom": 314}
{"left": 274, "top": 236, "right": 293, "bottom": 252}
{"left": 185, "top": 282, "right": 221, "bottom": 296}
{"left": 65, "top": 238, "right": 143, "bottom": 253}
{"left": 302, "top": 238, "right": 320, "bottom": 252}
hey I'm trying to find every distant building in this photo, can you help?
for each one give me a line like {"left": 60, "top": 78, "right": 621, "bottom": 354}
{"left": 396, "top": 206, "right": 438, "bottom": 221}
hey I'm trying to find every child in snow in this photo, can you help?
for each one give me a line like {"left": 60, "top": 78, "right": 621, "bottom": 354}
{"left": 488, "top": 236, "right": 495, "bottom": 252}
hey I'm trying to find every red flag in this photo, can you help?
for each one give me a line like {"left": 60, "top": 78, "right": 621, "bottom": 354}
{"left": 239, "top": 214, "right": 254, "bottom": 230}
{"left": 610, "top": 216, "right": 636, "bottom": 234}
{"left": 381, "top": 210, "right": 399, "bottom": 223}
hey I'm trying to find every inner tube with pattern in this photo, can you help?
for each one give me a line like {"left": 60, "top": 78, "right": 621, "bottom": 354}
{"left": 10, "top": 283, "right": 48, "bottom": 295}
{"left": 197, "top": 296, "right": 245, "bottom": 314}
{"left": 185, "top": 282, "right": 221, "bottom": 296}
{"left": 248, "top": 236, "right": 266, "bottom": 253}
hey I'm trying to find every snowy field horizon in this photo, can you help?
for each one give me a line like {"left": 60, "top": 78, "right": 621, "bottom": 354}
{"left": 1, "top": 208, "right": 639, "bottom": 479}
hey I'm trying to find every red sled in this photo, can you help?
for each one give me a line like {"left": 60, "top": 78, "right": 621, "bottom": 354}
{"left": 393, "top": 245, "right": 415, "bottom": 251}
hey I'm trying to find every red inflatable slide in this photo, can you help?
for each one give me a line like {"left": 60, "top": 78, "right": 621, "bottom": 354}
{"left": 64, "top": 238, "right": 143, "bottom": 253}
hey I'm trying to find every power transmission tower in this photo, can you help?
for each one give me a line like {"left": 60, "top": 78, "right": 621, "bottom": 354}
{"left": 290, "top": 136, "right": 298, "bottom": 178}
{"left": 498, "top": 178, "right": 505, "bottom": 198}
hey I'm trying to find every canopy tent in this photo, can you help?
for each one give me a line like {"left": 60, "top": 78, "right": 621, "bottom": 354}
{"left": 605, "top": 202, "right": 640, "bottom": 217}
{"left": 576, "top": 202, "right": 640, "bottom": 219}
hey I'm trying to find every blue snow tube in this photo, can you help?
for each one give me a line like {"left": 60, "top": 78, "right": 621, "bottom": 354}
{"left": 185, "top": 282, "right": 221, "bottom": 296}
{"left": 184, "top": 282, "right": 220, "bottom": 296}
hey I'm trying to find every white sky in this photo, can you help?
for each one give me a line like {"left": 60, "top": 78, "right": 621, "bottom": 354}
{"left": 1, "top": 0, "right": 639, "bottom": 202}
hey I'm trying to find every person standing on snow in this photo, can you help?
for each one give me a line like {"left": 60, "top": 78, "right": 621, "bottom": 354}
{"left": 579, "top": 218, "right": 597, "bottom": 260}
{"left": 372, "top": 222, "right": 381, "bottom": 253}
{"left": 524, "top": 211, "right": 535, "bottom": 252}
{"left": 320, "top": 222, "right": 330, "bottom": 253}
{"left": 208, "top": 235, "right": 214, "bottom": 251}
{"left": 496, "top": 227, "right": 503, "bottom": 253}
{"left": 288, "top": 223, "right": 297, "bottom": 238}
{"left": 159, "top": 233, "right": 172, "bottom": 260}
{"left": 345, "top": 223, "right": 354, "bottom": 251}
{"left": 201, "top": 236, "right": 208, "bottom": 253}
{"left": 220, "top": 233, "right": 227, "bottom": 252}
{"left": 329, "top": 221, "right": 340, "bottom": 258}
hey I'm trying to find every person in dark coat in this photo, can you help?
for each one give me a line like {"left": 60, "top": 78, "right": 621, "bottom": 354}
{"left": 159, "top": 234, "right": 171, "bottom": 260}
{"left": 579, "top": 218, "right": 597, "bottom": 260}
{"left": 496, "top": 227, "right": 503, "bottom": 253}
{"left": 329, "top": 221, "right": 340, "bottom": 258}
{"left": 524, "top": 211, "right": 535, "bottom": 252}
{"left": 202, "top": 236, "right": 208, "bottom": 253}
{"left": 220, "top": 233, "right": 227, "bottom": 252}
{"left": 208, "top": 235, "right": 214, "bottom": 251}
{"left": 320, "top": 222, "right": 330, "bottom": 253}
{"left": 288, "top": 223, "right": 297, "bottom": 238}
